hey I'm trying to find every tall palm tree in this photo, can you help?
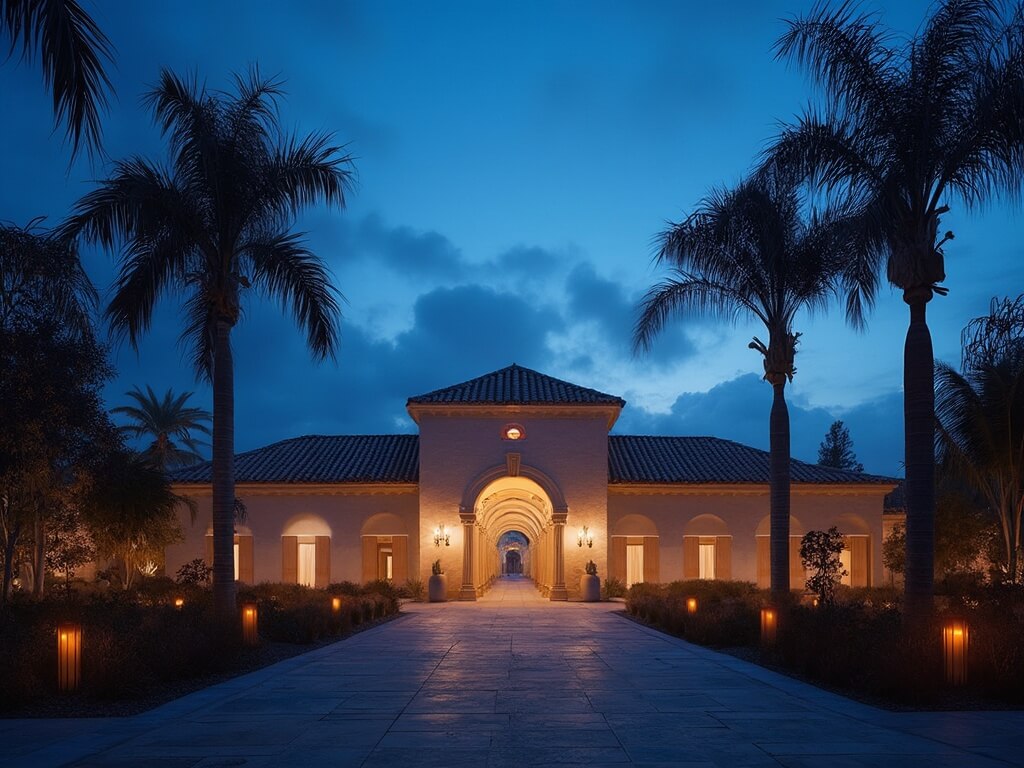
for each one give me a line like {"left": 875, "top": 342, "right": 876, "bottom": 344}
{"left": 1, "top": 0, "right": 113, "bottom": 158}
{"left": 112, "top": 385, "right": 211, "bottom": 470}
{"left": 63, "top": 68, "right": 352, "bottom": 618}
{"left": 634, "top": 168, "right": 868, "bottom": 597}
{"left": 936, "top": 295, "right": 1024, "bottom": 583}
{"left": 770, "top": 0, "right": 1024, "bottom": 614}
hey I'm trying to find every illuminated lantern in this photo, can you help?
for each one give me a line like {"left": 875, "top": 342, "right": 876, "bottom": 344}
{"left": 241, "top": 603, "right": 259, "bottom": 645}
{"left": 760, "top": 608, "right": 777, "bottom": 645}
{"left": 57, "top": 623, "right": 82, "bottom": 691}
{"left": 686, "top": 597, "right": 698, "bottom": 615}
{"left": 174, "top": 597, "right": 185, "bottom": 610}
{"left": 332, "top": 596, "right": 342, "bottom": 613}
{"left": 942, "top": 619, "right": 969, "bottom": 685}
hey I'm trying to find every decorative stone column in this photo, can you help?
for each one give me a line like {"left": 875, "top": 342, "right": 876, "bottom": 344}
{"left": 459, "top": 511, "right": 477, "bottom": 601}
{"left": 549, "top": 510, "right": 568, "bottom": 601}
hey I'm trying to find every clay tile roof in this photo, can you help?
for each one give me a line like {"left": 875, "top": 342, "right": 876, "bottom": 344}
{"left": 609, "top": 435, "right": 897, "bottom": 485}
{"left": 172, "top": 434, "right": 419, "bottom": 485}
{"left": 406, "top": 363, "right": 626, "bottom": 407}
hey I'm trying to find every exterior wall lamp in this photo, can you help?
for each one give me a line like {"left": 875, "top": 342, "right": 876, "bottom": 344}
{"left": 577, "top": 526, "right": 593, "bottom": 548}
{"left": 434, "top": 524, "right": 450, "bottom": 547}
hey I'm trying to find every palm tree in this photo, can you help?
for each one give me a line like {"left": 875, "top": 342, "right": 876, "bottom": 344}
{"left": 936, "top": 295, "right": 1024, "bottom": 583}
{"left": 63, "top": 68, "right": 352, "bottom": 618}
{"left": 1, "top": 0, "right": 113, "bottom": 158}
{"left": 770, "top": 0, "right": 1024, "bottom": 614}
{"left": 112, "top": 385, "right": 211, "bottom": 470}
{"left": 634, "top": 168, "right": 868, "bottom": 597}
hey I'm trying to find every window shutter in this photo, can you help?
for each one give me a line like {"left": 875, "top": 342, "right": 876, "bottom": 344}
{"left": 392, "top": 536, "right": 408, "bottom": 583}
{"left": 611, "top": 537, "right": 626, "bottom": 581}
{"left": 643, "top": 537, "right": 660, "bottom": 583}
{"left": 682, "top": 536, "right": 699, "bottom": 579}
{"left": 362, "top": 536, "right": 377, "bottom": 583}
{"left": 790, "top": 537, "right": 805, "bottom": 589}
{"left": 315, "top": 536, "right": 331, "bottom": 587}
{"left": 756, "top": 537, "right": 770, "bottom": 588}
{"left": 282, "top": 536, "right": 298, "bottom": 584}
{"left": 238, "top": 535, "right": 254, "bottom": 583}
{"left": 851, "top": 537, "right": 869, "bottom": 587}
{"left": 715, "top": 536, "right": 731, "bottom": 580}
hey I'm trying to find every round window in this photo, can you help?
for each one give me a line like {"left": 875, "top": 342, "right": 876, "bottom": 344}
{"left": 502, "top": 423, "right": 525, "bottom": 440}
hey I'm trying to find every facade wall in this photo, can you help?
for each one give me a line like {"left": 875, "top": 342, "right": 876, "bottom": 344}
{"left": 166, "top": 487, "right": 419, "bottom": 585}
{"left": 608, "top": 486, "right": 891, "bottom": 587}
{"left": 416, "top": 410, "right": 611, "bottom": 598}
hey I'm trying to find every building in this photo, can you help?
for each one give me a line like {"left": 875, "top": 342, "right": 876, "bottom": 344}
{"left": 168, "top": 364, "right": 897, "bottom": 598}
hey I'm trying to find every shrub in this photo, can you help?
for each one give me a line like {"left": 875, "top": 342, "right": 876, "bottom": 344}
{"left": 175, "top": 558, "right": 211, "bottom": 585}
{"left": 602, "top": 577, "right": 626, "bottom": 598}
{"left": 402, "top": 579, "right": 425, "bottom": 601}
{"left": 801, "top": 528, "right": 846, "bottom": 607}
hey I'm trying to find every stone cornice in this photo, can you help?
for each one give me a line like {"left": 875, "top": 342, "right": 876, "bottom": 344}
{"left": 406, "top": 403, "right": 621, "bottom": 429}
{"left": 608, "top": 482, "right": 898, "bottom": 497}
{"left": 171, "top": 482, "right": 419, "bottom": 498}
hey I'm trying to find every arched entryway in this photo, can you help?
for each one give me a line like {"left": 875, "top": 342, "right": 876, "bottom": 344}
{"left": 498, "top": 531, "right": 528, "bottom": 576}
{"left": 457, "top": 467, "right": 569, "bottom": 601}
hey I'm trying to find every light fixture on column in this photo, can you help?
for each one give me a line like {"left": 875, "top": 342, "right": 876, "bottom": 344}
{"left": 433, "top": 524, "right": 450, "bottom": 547}
{"left": 577, "top": 525, "right": 593, "bottom": 548}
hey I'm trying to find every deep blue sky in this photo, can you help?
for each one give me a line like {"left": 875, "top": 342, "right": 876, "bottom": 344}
{"left": 3, "top": 1, "right": 1022, "bottom": 476}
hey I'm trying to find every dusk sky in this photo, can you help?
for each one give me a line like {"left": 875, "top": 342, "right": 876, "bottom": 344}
{"left": 2, "top": 0, "right": 1022, "bottom": 476}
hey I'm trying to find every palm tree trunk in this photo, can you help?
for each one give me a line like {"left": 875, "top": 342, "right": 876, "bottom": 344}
{"left": 903, "top": 292, "right": 935, "bottom": 616}
{"left": 32, "top": 509, "right": 44, "bottom": 599}
{"left": 769, "top": 376, "right": 791, "bottom": 596}
{"left": 211, "top": 318, "right": 237, "bottom": 619}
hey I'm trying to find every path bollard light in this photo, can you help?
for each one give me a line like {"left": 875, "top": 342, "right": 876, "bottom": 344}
{"left": 242, "top": 603, "right": 259, "bottom": 645}
{"left": 57, "top": 623, "right": 82, "bottom": 691}
{"left": 332, "top": 596, "right": 342, "bottom": 613}
{"left": 760, "top": 608, "right": 777, "bottom": 646}
{"left": 174, "top": 597, "right": 185, "bottom": 610}
{"left": 943, "top": 619, "right": 969, "bottom": 686}
{"left": 686, "top": 597, "right": 698, "bottom": 615}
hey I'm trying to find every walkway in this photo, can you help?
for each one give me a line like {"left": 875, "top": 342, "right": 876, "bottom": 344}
{"left": 3, "top": 578, "right": 1022, "bottom": 767}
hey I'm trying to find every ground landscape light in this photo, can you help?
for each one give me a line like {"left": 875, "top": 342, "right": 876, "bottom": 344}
{"left": 943, "top": 619, "right": 970, "bottom": 685}
{"left": 760, "top": 608, "right": 777, "bottom": 646}
{"left": 242, "top": 603, "right": 258, "bottom": 646}
{"left": 687, "top": 597, "right": 698, "bottom": 614}
{"left": 332, "top": 596, "right": 342, "bottom": 613}
{"left": 57, "top": 623, "right": 82, "bottom": 692}
{"left": 174, "top": 597, "right": 184, "bottom": 609}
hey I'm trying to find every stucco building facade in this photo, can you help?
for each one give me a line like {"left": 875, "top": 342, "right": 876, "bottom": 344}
{"left": 169, "top": 364, "right": 897, "bottom": 598}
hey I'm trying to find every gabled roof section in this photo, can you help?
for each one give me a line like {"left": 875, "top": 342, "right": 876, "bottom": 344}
{"left": 173, "top": 435, "right": 419, "bottom": 485}
{"left": 609, "top": 435, "right": 896, "bottom": 485}
{"left": 407, "top": 364, "right": 626, "bottom": 407}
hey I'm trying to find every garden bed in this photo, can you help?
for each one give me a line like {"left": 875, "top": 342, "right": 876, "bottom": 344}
{"left": 623, "top": 580, "right": 1024, "bottom": 710}
{"left": 0, "top": 579, "right": 405, "bottom": 718}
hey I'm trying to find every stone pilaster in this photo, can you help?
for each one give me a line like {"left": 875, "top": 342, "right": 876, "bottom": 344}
{"left": 549, "top": 511, "right": 568, "bottom": 601}
{"left": 459, "top": 511, "right": 477, "bottom": 601}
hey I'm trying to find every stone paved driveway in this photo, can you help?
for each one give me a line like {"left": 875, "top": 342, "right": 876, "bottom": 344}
{"left": 2, "top": 577, "right": 1022, "bottom": 767}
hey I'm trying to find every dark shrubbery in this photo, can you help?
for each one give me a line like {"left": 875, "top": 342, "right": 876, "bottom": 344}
{"left": 626, "top": 580, "right": 1024, "bottom": 705}
{"left": 0, "top": 580, "right": 401, "bottom": 710}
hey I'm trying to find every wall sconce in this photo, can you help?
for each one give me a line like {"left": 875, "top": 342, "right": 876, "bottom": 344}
{"left": 686, "top": 597, "right": 698, "bottom": 615}
{"left": 57, "top": 623, "right": 82, "bottom": 692}
{"left": 577, "top": 526, "right": 593, "bottom": 548}
{"left": 760, "top": 607, "right": 777, "bottom": 646}
{"left": 331, "top": 596, "right": 342, "bottom": 613}
{"left": 173, "top": 597, "right": 185, "bottom": 610}
{"left": 433, "top": 524, "right": 450, "bottom": 547}
{"left": 242, "top": 603, "right": 259, "bottom": 646}
{"left": 943, "top": 619, "right": 969, "bottom": 685}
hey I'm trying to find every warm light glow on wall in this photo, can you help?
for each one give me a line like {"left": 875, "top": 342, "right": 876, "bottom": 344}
{"left": 332, "top": 597, "right": 342, "bottom": 613}
{"left": 760, "top": 608, "right": 777, "bottom": 645}
{"left": 686, "top": 597, "right": 698, "bottom": 615}
{"left": 242, "top": 603, "right": 259, "bottom": 646}
{"left": 57, "top": 623, "right": 82, "bottom": 691}
{"left": 943, "top": 619, "right": 969, "bottom": 685}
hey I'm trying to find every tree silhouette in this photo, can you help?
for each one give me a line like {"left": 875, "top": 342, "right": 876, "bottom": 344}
{"left": 817, "top": 420, "right": 863, "bottom": 472}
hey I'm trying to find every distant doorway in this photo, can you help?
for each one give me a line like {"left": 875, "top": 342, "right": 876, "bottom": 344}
{"left": 498, "top": 531, "right": 530, "bottom": 577}
{"left": 505, "top": 550, "right": 522, "bottom": 575}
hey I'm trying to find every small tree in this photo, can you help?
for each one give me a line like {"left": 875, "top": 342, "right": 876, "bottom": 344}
{"left": 45, "top": 504, "right": 95, "bottom": 593}
{"left": 883, "top": 522, "right": 906, "bottom": 585}
{"left": 800, "top": 527, "right": 846, "bottom": 607}
{"left": 817, "top": 420, "right": 863, "bottom": 472}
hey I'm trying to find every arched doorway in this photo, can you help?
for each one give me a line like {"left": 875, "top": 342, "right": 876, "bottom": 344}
{"left": 498, "top": 531, "right": 528, "bottom": 576}
{"left": 458, "top": 471, "right": 568, "bottom": 601}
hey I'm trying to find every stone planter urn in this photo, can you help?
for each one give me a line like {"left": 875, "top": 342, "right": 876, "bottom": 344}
{"left": 580, "top": 574, "right": 601, "bottom": 602}
{"left": 428, "top": 573, "right": 448, "bottom": 602}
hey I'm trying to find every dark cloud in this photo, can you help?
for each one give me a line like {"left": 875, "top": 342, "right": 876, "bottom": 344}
{"left": 614, "top": 373, "right": 904, "bottom": 477}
